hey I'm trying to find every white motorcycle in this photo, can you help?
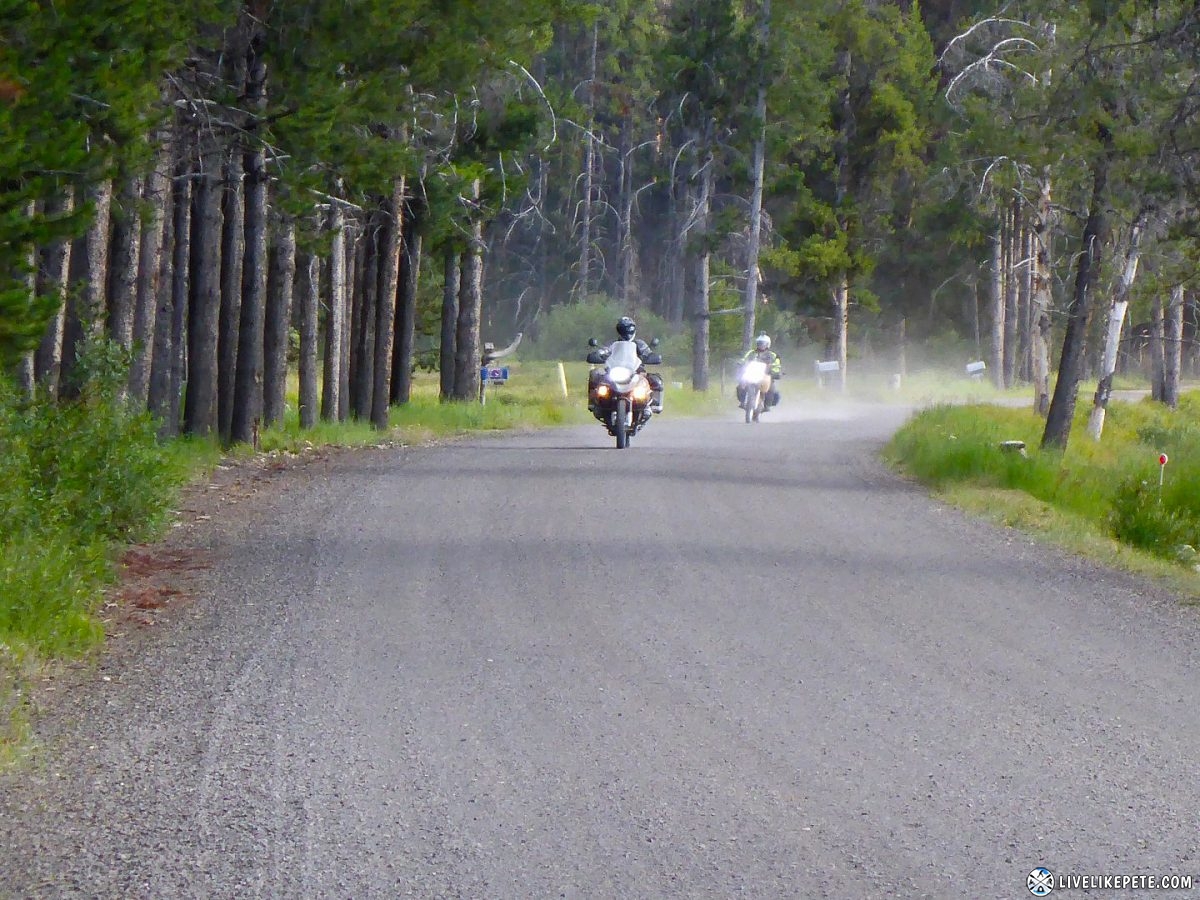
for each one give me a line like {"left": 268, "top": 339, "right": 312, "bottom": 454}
{"left": 737, "top": 359, "right": 772, "bottom": 423}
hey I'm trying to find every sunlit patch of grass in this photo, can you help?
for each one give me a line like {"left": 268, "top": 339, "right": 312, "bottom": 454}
{"left": 887, "top": 393, "right": 1200, "bottom": 597}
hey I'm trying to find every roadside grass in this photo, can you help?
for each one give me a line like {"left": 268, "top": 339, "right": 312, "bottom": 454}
{"left": 884, "top": 393, "right": 1200, "bottom": 600}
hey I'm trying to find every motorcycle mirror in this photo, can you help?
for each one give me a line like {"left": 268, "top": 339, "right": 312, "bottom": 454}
{"left": 650, "top": 337, "right": 660, "bottom": 347}
{"left": 588, "top": 337, "right": 599, "bottom": 347}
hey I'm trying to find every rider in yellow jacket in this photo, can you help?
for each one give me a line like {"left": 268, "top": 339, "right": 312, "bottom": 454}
{"left": 738, "top": 334, "right": 783, "bottom": 409}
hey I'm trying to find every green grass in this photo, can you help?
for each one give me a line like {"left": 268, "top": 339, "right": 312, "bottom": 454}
{"left": 885, "top": 392, "right": 1200, "bottom": 599}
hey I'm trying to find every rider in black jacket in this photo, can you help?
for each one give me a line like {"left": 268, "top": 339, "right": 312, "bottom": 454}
{"left": 588, "top": 317, "right": 664, "bottom": 413}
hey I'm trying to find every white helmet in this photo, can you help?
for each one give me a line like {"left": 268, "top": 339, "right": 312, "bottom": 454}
{"left": 755, "top": 334, "right": 771, "bottom": 350}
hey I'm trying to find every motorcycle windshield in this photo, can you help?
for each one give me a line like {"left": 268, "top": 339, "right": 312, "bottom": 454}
{"left": 741, "top": 360, "right": 768, "bottom": 382}
{"left": 607, "top": 341, "right": 641, "bottom": 372}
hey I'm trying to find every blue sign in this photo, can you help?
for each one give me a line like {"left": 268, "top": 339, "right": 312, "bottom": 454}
{"left": 479, "top": 366, "right": 509, "bottom": 384}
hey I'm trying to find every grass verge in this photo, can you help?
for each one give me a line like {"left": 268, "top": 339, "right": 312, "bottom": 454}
{"left": 884, "top": 393, "right": 1200, "bottom": 602}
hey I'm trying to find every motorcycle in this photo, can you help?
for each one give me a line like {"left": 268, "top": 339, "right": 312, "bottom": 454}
{"left": 586, "top": 338, "right": 662, "bottom": 449}
{"left": 737, "top": 359, "right": 773, "bottom": 423}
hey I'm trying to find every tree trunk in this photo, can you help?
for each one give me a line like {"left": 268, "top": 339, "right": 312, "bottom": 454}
{"left": 689, "top": 150, "right": 713, "bottom": 392}
{"left": 742, "top": 0, "right": 771, "bottom": 352}
{"left": 666, "top": 175, "right": 685, "bottom": 327}
{"left": 34, "top": 190, "right": 75, "bottom": 397}
{"left": 82, "top": 180, "right": 113, "bottom": 340}
{"left": 988, "top": 218, "right": 1005, "bottom": 390}
{"left": 184, "top": 158, "right": 223, "bottom": 438}
{"left": 1003, "top": 200, "right": 1019, "bottom": 388}
{"left": 833, "top": 273, "right": 849, "bottom": 391}
{"left": 1163, "top": 284, "right": 1184, "bottom": 409}
{"left": 577, "top": 22, "right": 598, "bottom": 303}
{"left": 1087, "top": 212, "right": 1144, "bottom": 440}
{"left": 297, "top": 250, "right": 319, "bottom": 429}
{"left": 129, "top": 137, "right": 173, "bottom": 405}
{"left": 218, "top": 156, "right": 244, "bottom": 443}
{"left": 59, "top": 182, "right": 111, "bottom": 393}
{"left": 321, "top": 203, "right": 346, "bottom": 421}
{"left": 232, "top": 103, "right": 269, "bottom": 446}
{"left": 392, "top": 210, "right": 421, "bottom": 407}
{"left": 1030, "top": 170, "right": 1053, "bottom": 416}
{"left": 616, "top": 121, "right": 636, "bottom": 308}
{"left": 352, "top": 222, "right": 377, "bottom": 421}
{"left": 339, "top": 228, "right": 352, "bottom": 422}
{"left": 453, "top": 179, "right": 484, "bottom": 402}
{"left": 1150, "top": 291, "right": 1166, "bottom": 402}
{"left": 372, "top": 179, "right": 405, "bottom": 428}
{"left": 1018, "top": 215, "right": 1033, "bottom": 382}
{"left": 15, "top": 202, "right": 38, "bottom": 397}
{"left": 1042, "top": 137, "right": 1110, "bottom": 452}
{"left": 263, "top": 213, "right": 296, "bottom": 428}
{"left": 107, "top": 175, "right": 143, "bottom": 359}
{"left": 440, "top": 248, "right": 460, "bottom": 400}
{"left": 151, "top": 162, "right": 190, "bottom": 435}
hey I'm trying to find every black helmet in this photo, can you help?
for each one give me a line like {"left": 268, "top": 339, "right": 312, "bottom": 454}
{"left": 616, "top": 316, "right": 636, "bottom": 340}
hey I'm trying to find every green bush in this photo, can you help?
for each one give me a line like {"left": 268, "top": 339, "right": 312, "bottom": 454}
{"left": 0, "top": 340, "right": 183, "bottom": 654}
{"left": 1109, "top": 476, "right": 1196, "bottom": 557}
{"left": 525, "top": 299, "right": 686, "bottom": 364}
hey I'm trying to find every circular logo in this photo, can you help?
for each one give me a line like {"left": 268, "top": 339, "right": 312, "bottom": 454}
{"left": 1028, "top": 867, "right": 1054, "bottom": 896}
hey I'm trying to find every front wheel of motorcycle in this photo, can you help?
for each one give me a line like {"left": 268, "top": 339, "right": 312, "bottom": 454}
{"left": 614, "top": 398, "right": 629, "bottom": 449}
{"left": 744, "top": 390, "right": 758, "bottom": 424}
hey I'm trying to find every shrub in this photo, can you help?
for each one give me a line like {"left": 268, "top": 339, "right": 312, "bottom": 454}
{"left": 525, "top": 299, "right": 684, "bottom": 363}
{"left": 1109, "top": 476, "right": 1196, "bottom": 557}
{"left": 0, "top": 339, "right": 183, "bottom": 654}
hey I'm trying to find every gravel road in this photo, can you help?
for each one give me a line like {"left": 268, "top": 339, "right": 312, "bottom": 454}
{"left": 2, "top": 399, "right": 1199, "bottom": 899}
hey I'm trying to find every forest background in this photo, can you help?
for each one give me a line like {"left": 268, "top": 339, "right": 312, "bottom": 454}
{"left": 3, "top": 0, "right": 1200, "bottom": 661}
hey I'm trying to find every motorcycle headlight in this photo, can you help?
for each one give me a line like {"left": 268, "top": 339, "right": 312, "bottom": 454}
{"left": 597, "top": 384, "right": 610, "bottom": 398}
{"left": 633, "top": 384, "right": 650, "bottom": 401}
{"left": 608, "top": 366, "right": 634, "bottom": 382}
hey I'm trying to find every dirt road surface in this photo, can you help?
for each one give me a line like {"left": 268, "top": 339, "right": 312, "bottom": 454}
{"left": 2, "top": 400, "right": 1198, "bottom": 899}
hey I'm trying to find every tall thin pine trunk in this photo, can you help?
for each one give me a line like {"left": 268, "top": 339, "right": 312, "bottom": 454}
{"left": 34, "top": 190, "right": 75, "bottom": 397}
{"left": 184, "top": 156, "right": 223, "bottom": 438}
{"left": 689, "top": 149, "right": 713, "bottom": 392}
{"left": 1030, "top": 171, "right": 1053, "bottom": 417}
{"left": 1163, "top": 284, "right": 1184, "bottom": 408}
{"left": 742, "top": 0, "right": 771, "bottom": 352}
{"left": 263, "top": 213, "right": 296, "bottom": 428}
{"left": 297, "top": 250, "right": 320, "bottom": 429}
{"left": 1043, "top": 134, "right": 1111, "bottom": 452}
{"left": 440, "top": 248, "right": 459, "bottom": 400}
{"left": 232, "top": 35, "right": 269, "bottom": 445}
{"left": 321, "top": 203, "right": 346, "bottom": 421}
{"left": 151, "top": 161, "right": 190, "bottom": 434}
{"left": 82, "top": 180, "right": 113, "bottom": 340}
{"left": 130, "top": 136, "right": 173, "bottom": 405}
{"left": 352, "top": 223, "right": 377, "bottom": 420}
{"left": 1003, "top": 200, "right": 1019, "bottom": 388}
{"left": 218, "top": 156, "right": 244, "bottom": 443}
{"left": 617, "top": 122, "right": 635, "bottom": 308}
{"left": 16, "top": 201, "right": 37, "bottom": 397}
{"left": 578, "top": 22, "right": 598, "bottom": 303}
{"left": 832, "top": 274, "right": 849, "bottom": 391}
{"left": 392, "top": 213, "right": 421, "bottom": 406}
{"left": 373, "top": 178, "right": 405, "bottom": 427}
{"left": 453, "top": 179, "right": 483, "bottom": 401}
{"left": 107, "top": 176, "right": 143, "bottom": 361}
{"left": 989, "top": 218, "right": 1005, "bottom": 390}
{"left": 1088, "top": 212, "right": 1144, "bottom": 440}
